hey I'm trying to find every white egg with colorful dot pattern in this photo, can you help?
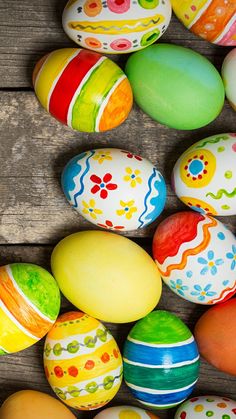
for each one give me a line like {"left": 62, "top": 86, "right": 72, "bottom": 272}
{"left": 175, "top": 395, "right": 236, "bottom": 418}
{"left": 94, "top": 405, "right": 160, "bottom": 419}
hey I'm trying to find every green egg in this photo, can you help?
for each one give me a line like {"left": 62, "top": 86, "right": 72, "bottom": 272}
{"left": 125, "top": 43, "right": 225, "bottom": 130}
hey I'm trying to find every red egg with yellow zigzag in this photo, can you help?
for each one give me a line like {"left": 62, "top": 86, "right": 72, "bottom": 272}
{"left": 33, "top": 48, "right": 133, "bottom": 132}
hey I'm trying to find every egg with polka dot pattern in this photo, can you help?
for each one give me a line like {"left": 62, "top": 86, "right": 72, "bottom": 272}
{"left": 174, "top": 395, "right": 236, "bottom": 418}
{"left": 93, "top": 405, "right": 160, "bottom": 419}
{"left": 62, "top": 0, "right": 172, "bottom": 54}
{"left": 171, "top": 0, "right": 236, "bottom": 46}
{"left": 43, "top": 311, "right": 123, "bottom": 411}
{"left": 172, "top": 133, "right": 236, "bottom": 216}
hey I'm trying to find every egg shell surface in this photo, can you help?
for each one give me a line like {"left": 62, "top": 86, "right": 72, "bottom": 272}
{"left": 32, "top": 48, "right": 133, "bottom": 133}
{"left": 93, "top": 405, "right": 160, "bottom": 418}
{"left": 125, "top": 43, "right": 225, "bottom": 130}
{"left": 174, "top": 395, "right": 236, "bottom": 418}
{"left": 61, "top": 148, "right": 166, "bottom": 231}
{"left": 194, "top": 299, "right": 236, "bottom": 376}
{"left": 0, "top": 263, "right": 60, "bottom": 355}
{"left": 44, "top": 311, "right": 123, "bottom": 410}
{"left": 51, "top": 231, "right": 162, "bottom": 323}
{"left": 222, "top": 48, "right": 236, "bottom": 111}
{"left": 0, "top": 390, "right": 76, "bottom": 419}
{"left": 62, "top": 0, "right": 172, "bottom": 54}
{"left": 172, "top": 133, "right": 236, "bottom": 216}
{"left": 152, "top": 211, "right": 236, "bottom": 305}
{"left": 123, "top": 310, "right": 200, "bottom": 409}
{"left": 171, "top": 0, "right": 236, "bottom": 46}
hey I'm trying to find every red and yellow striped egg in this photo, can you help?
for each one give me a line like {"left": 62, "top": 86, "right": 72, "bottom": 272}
{"left": 0, "top": 263, "right": 60, "bottom": 355}
{"left": 33, "top": 48, "right": 133, "bottom": 132}
{"left": 43, "top": 311, "right": 123, "bottom": 410}
{"left": 171, "top": 0, "right": 236, "bottom": 46}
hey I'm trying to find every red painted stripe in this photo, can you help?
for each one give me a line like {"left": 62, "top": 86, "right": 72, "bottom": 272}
{"left": 49, "top": 50, "right": 102, "bottom": 125}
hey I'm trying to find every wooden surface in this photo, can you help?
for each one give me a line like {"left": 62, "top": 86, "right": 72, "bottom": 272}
{"left": 0, "top": 1, "right": 236, "bottom": 417}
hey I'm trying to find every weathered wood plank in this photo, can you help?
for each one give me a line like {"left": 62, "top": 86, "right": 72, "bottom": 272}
{"left": 0, "top": 92, "right": 235, "bottom": 244}
{"left": 1, "top": 245, "right": 236, "bottom": 419}
{"left": 0, "top": 1, "right": 229, "bottom": 88}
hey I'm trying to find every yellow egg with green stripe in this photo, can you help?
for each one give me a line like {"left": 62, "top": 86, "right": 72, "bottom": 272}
{"left": 33, "top": 48, "right": 133, "bottom": 133}
{"left": 43, "top": 311, "right": 123, "bottom": 411}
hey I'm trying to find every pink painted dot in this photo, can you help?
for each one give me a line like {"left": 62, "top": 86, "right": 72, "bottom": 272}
{"left": 191, "top": 5, "right": 196, "bottom": 11}
{"left": 232, "top": 143, "right": 236, "bottom": 152}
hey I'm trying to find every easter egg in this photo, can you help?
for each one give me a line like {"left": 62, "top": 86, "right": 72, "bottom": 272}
{"left": 171, "top": 0, "right": 236, "bottom": 46}
{"left": 0, "top": 263, "right": 60, "bottom": 355}
{"left": 62, "top": 0, "right": 172, "bottom": 54}
{"left": 194, "top": 299, "right": 236, "bottom": 376}
{"left": 123, "top": 310, "right": 200, "bottom": 409}
{"left": 175, "top": 395, "right": 236, "bottom": 418}
{"left": 125, "top": 44, "right": 225, "bottom": 130}
{"left": 51, "top": 230, "right": 162, "bottom": 323}
{"left": 152, "top": 211, "right": 236, "bottom": 305}
{"left": 32, "top": 48, "right": 133, "bottom": 132}
{"left": 61, "top": 148, "right": 166, "bottom": 231}
{"left": 0, "top": 390, "right": 76, "bottom": 419}
{"left": 222, "top": 48, "right": 236, "bottom": 111}
{"left": 43, "top": 311, "right": 123, "bottom": 410}
{"left": 172, "top": 133, "right": 236, "bottom": 216}
{"left": 94, "top": 405, "right": 160, "bottom": 419}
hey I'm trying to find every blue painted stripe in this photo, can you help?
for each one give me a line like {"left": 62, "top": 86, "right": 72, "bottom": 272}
{"left": 124, "top": 340, "right": 199, "bottom": 366}
{"left": 129, "top": 384, "right": 196, "bottom": 406}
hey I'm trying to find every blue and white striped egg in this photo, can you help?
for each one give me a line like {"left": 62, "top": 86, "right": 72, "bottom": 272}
{"left": 123, "top": 310, "right": 200, "bottom": 410}
{"left": 61, "top": 148, "right": 166, "bottom": 231}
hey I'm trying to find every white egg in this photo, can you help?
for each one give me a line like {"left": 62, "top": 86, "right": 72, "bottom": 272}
{"left": 62, "top": 0, "right": 172, "bottom": 54}
{"left": 172, "top": 133, "right": 236, "bottom": 216}
{"left": 61, "top": 148, "right": 166, "bottom": 231}
{"left": 222, "top": 48, "right": 236, "bottom": 112}
{"left": 175, "top": 395, "right": 236, "bottom": 418}
{"left": 94, "top": 405, "right": 160, "bottom": 418}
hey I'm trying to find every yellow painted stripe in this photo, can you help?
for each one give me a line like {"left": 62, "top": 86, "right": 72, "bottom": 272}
{"left": 172, "top": 0, "right": 209, "bottom": 26}
{"left": 68, "top": 14, "right": 165, "bottom": 35}
{"left": 0, "top": 306, "right": 37, "bottom": 353}
{"left": 64, "top": 383, "right": 121, "bottom": 408}
{"left": 48, "top": 314, "right": 100, "bottom": 340}
{"left": 34, "top": 48, "right": 78, "bottom": 111}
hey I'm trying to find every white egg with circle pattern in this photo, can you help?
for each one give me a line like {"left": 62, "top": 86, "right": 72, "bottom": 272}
{"left": 61, "top": 148, "right": 166, "bottom": 231}
{"left": 174, "top": 395, "right": 236, "bottom": 418}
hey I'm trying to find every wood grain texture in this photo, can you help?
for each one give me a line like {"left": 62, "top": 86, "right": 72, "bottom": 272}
{"left": 1, "top": 245, "right": 236, "bottom": 419}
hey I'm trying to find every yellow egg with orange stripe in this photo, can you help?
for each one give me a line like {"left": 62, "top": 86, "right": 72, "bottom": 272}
{"left": 43, "top": 311, "right": 123, "bottom": 410}
{"left": 33, "top": 48, "right": 133, "bottom": 132}
{"left": 0, "top": 263, "right": 60, "bottom": 355}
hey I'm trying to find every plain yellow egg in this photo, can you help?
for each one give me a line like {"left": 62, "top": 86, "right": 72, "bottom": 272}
{"left": 0, "top": 390, "right": 76, "bottom": 419}
{"left": 51, "top": 231, "right": 162, "bottom": 323}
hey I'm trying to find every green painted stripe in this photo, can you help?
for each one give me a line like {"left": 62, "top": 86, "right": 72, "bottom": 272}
{"left": 71, "top": 58, "right": 123, "bottom": 132}
{"left": 123, "top": 360, "right": 200, "bottom": 391}
{"left": 129, "top": 311, "right": 192, "bottom": 344}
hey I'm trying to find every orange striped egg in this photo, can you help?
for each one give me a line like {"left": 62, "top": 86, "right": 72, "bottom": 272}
{"left": 0, "top": 263, "right": 60, "bottom": 355}
{"left": 43, "top": 311, "right": 123, "bottom": 410}
{"left": 171, "top": 0, "right": 236, "bottom": 46}
{"left": 33, "top": 48, "right": 133, "bottom": 132}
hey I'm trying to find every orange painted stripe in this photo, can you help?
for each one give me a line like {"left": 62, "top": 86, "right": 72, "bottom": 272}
{"left": 192, "top": 0, "right": 236, "bottom": 42}
{"left": 158, "top": 218, "right": 217, "bottom": 277}
{"left": 208, "top": 280, "right": 236, "bottom": 304}
{"left": 0, "top": 267, "right": 52, "bottom": 338}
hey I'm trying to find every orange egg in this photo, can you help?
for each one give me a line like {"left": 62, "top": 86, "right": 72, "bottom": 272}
{"left": 0, "top": 390, "right": 76, "bottom": 419}
{"left": 194, "top": 299, "right": 236, "bottom": 376}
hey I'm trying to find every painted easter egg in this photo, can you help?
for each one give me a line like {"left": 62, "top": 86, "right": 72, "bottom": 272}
{"left": 0, "top": 263, "right": 60, "bottom": 355}
{"left": 152, "top": 211, "right": 236, "bottom": 305}
{"left": 62, "top": 0, "right": 172, "bottom": 54}
{"left": 43, "top": 311, "right": 123, "bottom": 410}
{"left": 0, "top": 390, "right": 76, "bottom": 419}
{"left": 172, "top": 133, "right": 236, "bottom": 216}
{"left": 125, "top": 44, "right": 225, "bottom": 130}
{"left": 51, "top": 230, "right": 162, "bottom": 323}
{"left": 175, "top": 395, "right": 236, "bottom": 418}
{"left": 123, "top": 310, "right": 200, "bottom": 409}
{"left": 222, "top": 48, "right": 236, "bottom": 111}
{"left": 62, "top": 148, "right": 166, "bottom": 231}
{"left": 32, "top": 48, "right": 133, "bottom": 132}
{"left": 94, "top": 405, "right": 160, "bottom": 419}
{"left": 194, "top": 299, "right": 236, "bottom": 376}
{"left": 171, "top": 0, "right": 236, "bottom": 46}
